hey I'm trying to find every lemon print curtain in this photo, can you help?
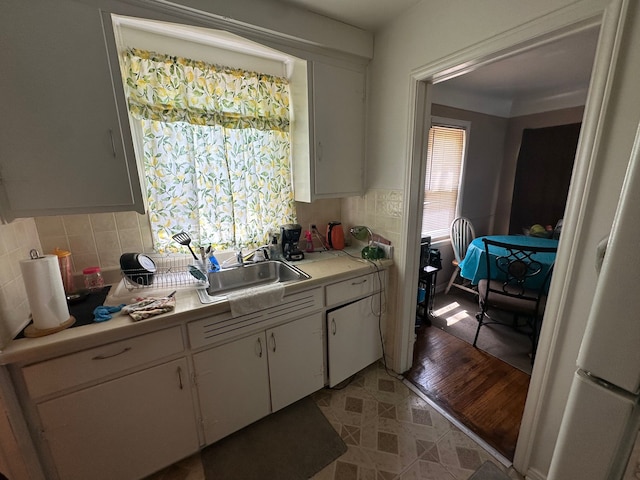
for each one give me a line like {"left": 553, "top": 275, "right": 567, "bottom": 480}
{"left": 121, "top": 48, "right": 296, "bottom": 252}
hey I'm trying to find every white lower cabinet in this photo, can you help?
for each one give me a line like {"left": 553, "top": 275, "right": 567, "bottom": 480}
{"left": 193, "top": 332, "right": 271, "bottom": 444}
{"left": 327, "top": 294, "right": 383, "bottom": 387}
{"left": 268, "top": 313, "right": 325, "bottom": 411}
{"left": 36, "top": 358, "right": 199, "bottom": 480}
{"left": 194, "top": 312, "right": 324, "bottom": 445}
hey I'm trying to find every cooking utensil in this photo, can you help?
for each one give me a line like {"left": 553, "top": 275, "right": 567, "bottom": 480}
{"left": 188, "top": 265, "right": 207, "bottom": 282}
{"left": 172, "top": 232, "right": 199, "bottom": 260}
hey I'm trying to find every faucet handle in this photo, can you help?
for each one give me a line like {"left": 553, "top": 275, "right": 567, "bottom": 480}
{"left": 253, "top": 248, "right": 266, "bottom": 262}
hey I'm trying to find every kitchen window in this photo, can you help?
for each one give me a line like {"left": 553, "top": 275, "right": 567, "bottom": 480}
{"left": 421, "top": 118, "right": 469, "bottom": 241}
{"left": 114, "top": 17, "right": 301, "bottom": 253}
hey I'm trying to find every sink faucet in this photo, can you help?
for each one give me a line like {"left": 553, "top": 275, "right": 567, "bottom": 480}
{"left": 236, "top": 249, "right": 244, "bottom": 267}
{"left": 252, "top": 248, "right": 266, "bottom": 263}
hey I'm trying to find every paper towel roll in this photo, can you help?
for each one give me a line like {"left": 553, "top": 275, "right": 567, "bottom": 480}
{"left": 20, "top": 254, "right": 70, "bottom": 330}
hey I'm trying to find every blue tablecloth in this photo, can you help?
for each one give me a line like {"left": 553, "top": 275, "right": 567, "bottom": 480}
{"left": 459, "top": 235, "right": 558, "bottom": 289}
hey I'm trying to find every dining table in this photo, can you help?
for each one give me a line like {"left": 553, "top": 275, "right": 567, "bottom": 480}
{"left": 459, "top": 235, "right": 559, "bottom": 290}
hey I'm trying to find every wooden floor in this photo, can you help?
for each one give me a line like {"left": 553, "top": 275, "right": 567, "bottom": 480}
{"left": 404, "top": 325, "right": 530, "bottom": 460}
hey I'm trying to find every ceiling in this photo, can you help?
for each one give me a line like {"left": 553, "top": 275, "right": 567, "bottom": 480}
{"left": 276, "top": 0, "right": 422, "bottom": 32}
{"left": 276, "top": 0, "right": 600, "bottom": 117}
{"left": 435, "top": 27, "right": 600, "bottom": 116}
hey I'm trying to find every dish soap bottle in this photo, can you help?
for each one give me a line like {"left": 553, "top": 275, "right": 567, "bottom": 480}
{"left": 269, "top": 234, "right": 280, "bottom": 260}
{"left": 305, "top": 230, "right": 314, "bottom": 252}
{"left": 207, "top": 252, "right": 220, "bottom": 272}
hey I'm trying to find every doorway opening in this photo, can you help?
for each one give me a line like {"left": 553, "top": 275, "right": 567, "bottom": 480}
{"left": 402, "top": 18, "right": 603, "bottom": 465}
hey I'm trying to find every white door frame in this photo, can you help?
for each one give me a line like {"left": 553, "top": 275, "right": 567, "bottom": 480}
{"left": 398, "top": 0, "right": 626, "bottom": 473}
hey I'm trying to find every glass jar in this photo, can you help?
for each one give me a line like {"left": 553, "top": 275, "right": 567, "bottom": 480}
{"left": 53, "top": 248, "right": 74, "bottom": 294}
{"left": 83, "top": 266, "right": 104, "bottom": 293}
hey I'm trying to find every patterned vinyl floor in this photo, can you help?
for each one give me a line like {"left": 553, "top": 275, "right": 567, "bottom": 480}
{"left": 146, "top": 361, "right": 524, "bottom": 480}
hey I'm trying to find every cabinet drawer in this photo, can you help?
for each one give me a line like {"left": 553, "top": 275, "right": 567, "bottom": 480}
{"left": 23, "top": 327, "right": 184, "bottom": 399}
{"left": 326, "top": 272, "right": 384, "bottom": 308}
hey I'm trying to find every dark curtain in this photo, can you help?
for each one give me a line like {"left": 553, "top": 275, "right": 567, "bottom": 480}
{"left": 509, "top": 122, "right": 581, "bottom": 234}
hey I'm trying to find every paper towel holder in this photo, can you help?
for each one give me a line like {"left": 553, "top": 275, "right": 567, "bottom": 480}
{"left": 22, "top": 249, "right": 76, "bottom": 338}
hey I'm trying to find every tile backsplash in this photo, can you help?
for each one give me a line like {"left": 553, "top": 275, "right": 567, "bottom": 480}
{"left": 0, "top": 219, "right": 42, "bottom": 345}
{"left": 341, "top": 188, "right": 403, "bottom": 247}
{"left": 35, "top": 212, "right": 154, "bottom": 277}
{"left": 33, "top": 200, "right": 345, "bottom": 279}
{"left": 0, "top": 191, "right": 402, "bottom": 348}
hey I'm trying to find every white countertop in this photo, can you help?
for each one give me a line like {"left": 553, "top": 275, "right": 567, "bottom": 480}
{"left": 1, "top": 249, "right": 391, "bottom": 366}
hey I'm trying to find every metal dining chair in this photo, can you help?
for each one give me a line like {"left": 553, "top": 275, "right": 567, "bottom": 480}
{"left": 445, "top": 216, "right": 477, "bottom": 295}
{"left": 472, "top": 238, "right": 558, "bottom": 364}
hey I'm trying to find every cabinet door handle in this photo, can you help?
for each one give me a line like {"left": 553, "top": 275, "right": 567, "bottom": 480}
{"left": 352, "top": 279, "right": 367, "bottom": 285}
{"left": 177, "top": 366, "right": 184, "bottom": 390}
{"left": 92, "top": 347, "right": 131, "bottom": 360}
{"left": 317, "top": 141, "right": 323, "bottom": 162}
{"left": 256, "top": 337, "right": 263, "bottom": 358}
{"left": 270, "top": 332, "right": 276, "bottom": 353}
{"left": 331, "top": 318, "right": 336, "bottom": 335}
{"left": 108, "top": 129, "right": 117, "bottom": 158}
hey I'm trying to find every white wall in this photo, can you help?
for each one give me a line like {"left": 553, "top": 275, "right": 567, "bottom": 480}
{"left": 367, "top": 0, "right": 600, "bottom": 189}
{"left": 169, "top": 0, "right": 373, "bottom": 59}
{"left": 365, "top": 0, "right": 640, "bottom": 478}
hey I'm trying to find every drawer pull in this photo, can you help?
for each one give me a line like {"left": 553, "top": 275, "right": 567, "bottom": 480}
{"left": 177, "top": 366, "right": 184, "bottom": 390}
{"left": 256, "top": 337, "right": 263, "bottom": 358}
{"left": 92, "top": 347, "right": 131, "bottom": 360}
{"left": 351, "top": 279, "right": 367, "bottom": 285}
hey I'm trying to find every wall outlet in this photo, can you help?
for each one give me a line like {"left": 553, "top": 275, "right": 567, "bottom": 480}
{"left": 373, "top": 241, "right": 393, "bottom": 259}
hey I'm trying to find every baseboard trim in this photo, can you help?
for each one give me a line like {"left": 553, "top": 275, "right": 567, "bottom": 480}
{"left": 523, "top": 467, "right": 547, "bottom": 480}
{"left": 403, "top": 379, "right": 512, "bottom": 468}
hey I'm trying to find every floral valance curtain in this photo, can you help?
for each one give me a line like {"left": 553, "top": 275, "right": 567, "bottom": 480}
{"left": 123, "top": 48, "right": 290, "bottom": 131}
{"left": 121, "top": 48, "right": 296, "bottom": 252}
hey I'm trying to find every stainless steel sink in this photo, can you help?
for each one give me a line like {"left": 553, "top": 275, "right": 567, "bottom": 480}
{"left": 204, "top": 260, "right": 310, "bottom": 297}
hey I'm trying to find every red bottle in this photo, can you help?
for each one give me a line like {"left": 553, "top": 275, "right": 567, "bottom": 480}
{"left": 305, "top": 231, "right": 314, "bottom": 252}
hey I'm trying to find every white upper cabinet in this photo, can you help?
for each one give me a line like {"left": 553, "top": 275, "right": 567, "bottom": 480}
{"left": 0, "top": 0, "right": 144, "bottom": 222}
{"left": 293, "top": 60, "right": 366, "bottom": 202}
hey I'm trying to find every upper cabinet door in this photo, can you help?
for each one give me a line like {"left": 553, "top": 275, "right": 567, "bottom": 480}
{"left": 313, "top": 61, "right": 366, "bottom": 198}
{"left": 0, "top": 0, "right": 144, "bottom": 222}
{"left": 294, "top": 60, "right": 366, "bottom": 202}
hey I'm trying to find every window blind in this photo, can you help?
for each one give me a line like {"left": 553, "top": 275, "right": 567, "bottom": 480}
{"left": 422, "top": 125, "right": 466, "bottom": 239}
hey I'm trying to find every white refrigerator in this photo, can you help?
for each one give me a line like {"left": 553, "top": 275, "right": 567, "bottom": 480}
{"left": 548, "top": 126, "right": 640, "bottom": 479}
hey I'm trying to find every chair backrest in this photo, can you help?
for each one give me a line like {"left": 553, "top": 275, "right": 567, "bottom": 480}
{"left": 482, "top": 238, "right": 558, "bottom": 309}
{"left": 450, "top": 217, "right": 476, "bottom": 264}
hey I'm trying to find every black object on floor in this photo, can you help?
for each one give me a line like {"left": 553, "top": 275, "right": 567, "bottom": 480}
{"left": 201, "top": 396, "right": 346, "bottom": 480}
{"left": 469, "top": 461, "right": 511, "bottom": 480}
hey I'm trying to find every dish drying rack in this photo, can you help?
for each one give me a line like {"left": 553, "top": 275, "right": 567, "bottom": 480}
{"left": 120, "top": 254, "right": 208, "bottom": 292}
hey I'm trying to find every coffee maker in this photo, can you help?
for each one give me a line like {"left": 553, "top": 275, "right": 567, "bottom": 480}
{"left": 280, "top": 224, "right": 305, "bottom": 261}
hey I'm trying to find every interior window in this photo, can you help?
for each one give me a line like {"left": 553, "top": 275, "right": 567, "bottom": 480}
{"left": 421, "top": 120, "right": 468, "bottom": 240}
